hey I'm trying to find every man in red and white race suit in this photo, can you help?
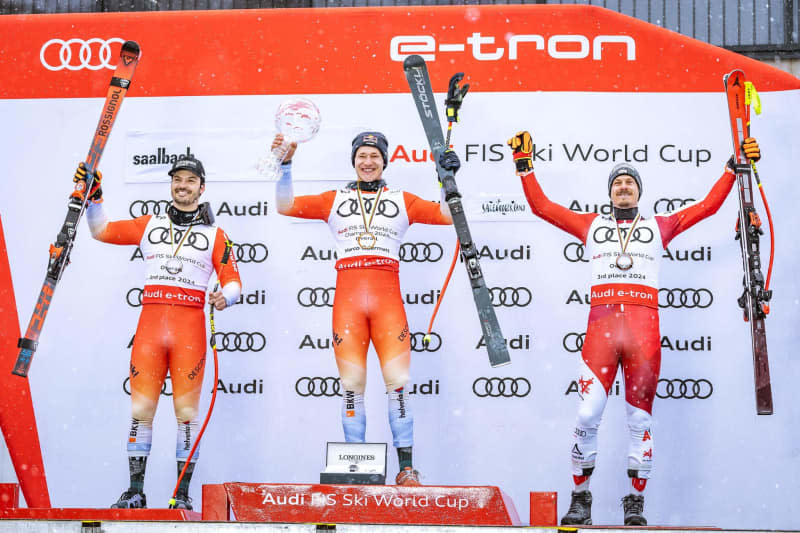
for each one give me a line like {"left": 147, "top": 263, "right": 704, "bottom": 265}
{"left": 76, "top": 156, "right": 241, "bottom": 510}
{"left": 274, "top": 131, "right": 458, "bottom": 485}
{"left": 507, "top": 131, "right": 761, "bottom": 526}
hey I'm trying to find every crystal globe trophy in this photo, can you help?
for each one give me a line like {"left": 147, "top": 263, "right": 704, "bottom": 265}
{"left": 257, "top": 97, "right": 321, "bottom": 180}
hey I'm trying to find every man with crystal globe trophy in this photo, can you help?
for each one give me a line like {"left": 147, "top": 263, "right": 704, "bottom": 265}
{"left": 270, "top": 99, "right": 460, "bottom": 485}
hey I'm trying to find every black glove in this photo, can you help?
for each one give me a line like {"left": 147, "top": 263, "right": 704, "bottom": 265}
{"left": 507, "top": 131, "right": 533, "bottom": 173}
{"left": 438, "top": 149, "right": 461, "bottom": 174}
{"left": 445, "top": 72, "right": 469, "bottom": 123}
{"left": 73, "top": 162, "right": 103, "bottom": 203}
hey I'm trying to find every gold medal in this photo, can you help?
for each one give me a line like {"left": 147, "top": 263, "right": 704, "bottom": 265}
{"left": 356, "top": 181, "right": 383, "bottom": 250}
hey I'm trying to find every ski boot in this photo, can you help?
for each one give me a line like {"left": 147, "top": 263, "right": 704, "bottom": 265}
{"left": 395, "top": 467, "right": 421, "bottom": 486}
{"left": 561, "top": 490, "right": 592, "bottom": 525}
{"left": 110, "top": 489, "right": 147, "bottom": 509}
{"left": 169, "top": 493, "right": 193, "bottom": 510}
{"left": 622, "top": 494, "right": 647, "bottom": 525}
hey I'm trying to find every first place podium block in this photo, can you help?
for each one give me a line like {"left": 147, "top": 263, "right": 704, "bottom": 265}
{"left": 203, "top": 482, "right": 520, "bottom": 526}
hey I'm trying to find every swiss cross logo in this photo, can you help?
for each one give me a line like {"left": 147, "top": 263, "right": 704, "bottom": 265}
{"left": 579, "top": 376, "right": 594, "bottom": 395}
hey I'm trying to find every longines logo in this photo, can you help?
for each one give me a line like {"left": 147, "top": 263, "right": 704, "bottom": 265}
{"left": 476, "top": 334, "right": 530, "bottom": 350}
{"left": 481, "top": 198, "right": 527, "bottom": 216}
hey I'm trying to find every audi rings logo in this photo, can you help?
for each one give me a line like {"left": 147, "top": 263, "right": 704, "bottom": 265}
{"left": 489, "top": 287, "right": 532, "bottom": 307}
{"left": 234, "top": 243, "right": 269, "bottom": 263}
{"left": 296, "top": 376, "right": 341, "bottom": 397}
{"left": 472, "top": 377, "right": 531, "bottom": 398}
{"left": 123, "top": 375, "right": 172, "bottom": 396}
{"left": 562, "top": 332, "right": 586, "bottom": 353}
{"left": 656, "top": 378, "right": 713, "bottom": 399}
{"left": 410, "top": 332, "right": 441, "bottom": 352}
{"left": 148, "top": 227, "right": 210, "bottom": 251}
{"left": 653, "top": 198, "right": 695, "bottom": 213}
{"left": 40, "top": 37, "right": 125, "bottom": 71}
{"left": 130, "top": 200, "right": 171, "bottom": 218}
{"left": 563, "top": 242, "right": 588, "bottom": 263}
{"left": 336, "top": 198, "right": 399, "bottom": 218}
{"left": 297, "top": 287, "right": 336, "bottom": 307}
{"left": 212, "top": 332, "right": 266, "bottom": 352}
{"left": 127, "top": 288, "right": 143, "bottom": 307}
{"left": 399, "top": 242, "right": 443, "bottom": 263}
{"left": 658, "top": 288, "right": 713, "bottom": 309}
{"left": 593, "top": 225, "right": 654, "bottom": 244}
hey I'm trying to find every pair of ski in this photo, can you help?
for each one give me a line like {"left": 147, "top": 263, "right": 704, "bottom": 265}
{"left": 12, "top": 41, "right": 141, "bottom": 378}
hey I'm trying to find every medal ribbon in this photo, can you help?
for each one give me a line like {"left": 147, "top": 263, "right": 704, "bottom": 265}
{"left": 169, "top": 220, "right": 193, "bottom": 259}
{"left": 614, "top": 213, "right": 641, "bottom": 259}
{"left": 356, "top": 179, "right": 383, "bottom": 239}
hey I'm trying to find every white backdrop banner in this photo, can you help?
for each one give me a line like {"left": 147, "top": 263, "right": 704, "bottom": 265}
{"left": 0, "top": 5, "right": 799, "bottom": 529}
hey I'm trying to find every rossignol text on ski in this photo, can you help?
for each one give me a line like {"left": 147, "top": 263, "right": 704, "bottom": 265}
{"left": 403, "top": 54, "right": 510, "bottom": 368}
{"left": 723, "top": 69, "right": 774, "bottom": 415}
{"left": 12, "top": 40, "right": 141, "bottom": 378}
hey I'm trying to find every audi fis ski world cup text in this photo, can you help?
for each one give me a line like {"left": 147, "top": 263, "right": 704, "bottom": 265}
{"left": 260, "top": 488, "right": 470, "bottom": 510}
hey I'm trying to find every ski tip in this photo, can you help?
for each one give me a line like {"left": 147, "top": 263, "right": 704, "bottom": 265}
{"left": 403, "top": 54, "right": 425, "bottom": 70}
{"left": 489, "top": 359, "right": 512, "bottom": 369}
{"left": 122, "top": 40, "right": 141, "bottom": 57}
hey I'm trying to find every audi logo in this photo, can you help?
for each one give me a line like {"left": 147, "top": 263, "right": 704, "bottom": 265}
{"left": 297, "top": 287, "right": 335, "bottom": 307}
{"left": 472, "top": 377, "right": 531, "bottom": 398}
{"left": 129, "top": 200, "right": 171, "bottom": 218}
{"left": 123, "top": 375, "right": 172, "bottom": 396}
{"left": 296, "top": 376, "right": 341, "bottom": 397}
{"left": 147, "top": 227, "right": 209, "bottom": 251}
{"left": 562, "top": 332, "right": 586, "bottom": 353}
{"left": 399, "top": 242, "right": 443, "bottom": 263}
{"left": 656, "top": 378, "right": 713, "bottom": 399}
{"left": 563, "top": 242, "right": 588, "bottom": 263}
{"left": 410, "top": 332, "right": 441, "bottom": 352}
{"left": 212, "top": 332, "right": 266, "bottom": 352}
{"left": 40, "top": 37, "right": 125, "bottom": 71}
{"left": 233, "top": 243, "right": 268, "bottom": 263}
{"left": 335, "top": 198, "right": 399, "bottom": 218}
{"left": 653, "top": 198, "right": 695, "bottom": 213}
{"left": 488, "top": 287, "right": 532, "bottom": 307}
{"left": 592, "top": 225, "right": 654, "bottom": 244}
{"left": 127, "top": 288, "right": 143, "bottom": 307}
{"left": 658, "top": 288, "right": 713, "bottom": 309}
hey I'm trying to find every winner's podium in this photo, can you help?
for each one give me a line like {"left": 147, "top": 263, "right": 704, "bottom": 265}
{"left": 202, "top": 482, "right": 521, "bottom": 525}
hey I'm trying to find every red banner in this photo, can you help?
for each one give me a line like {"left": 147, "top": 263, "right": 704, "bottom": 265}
{"left": 1, "top": 5, "right": 797, "bottom": 99}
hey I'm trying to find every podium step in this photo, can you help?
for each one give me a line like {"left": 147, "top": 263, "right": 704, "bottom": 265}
{"left": 204, "top": 482, "right": 520, "bottom": 525}
{"left": 0, "top": 508, "right": 201, "bottom": 521}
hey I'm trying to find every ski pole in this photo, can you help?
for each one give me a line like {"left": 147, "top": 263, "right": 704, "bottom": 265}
{"left": 423, "top": 72, "right": 469, "bottom": 348}
{"left": 169, "top": 281, "right": 221, "bottom": 508}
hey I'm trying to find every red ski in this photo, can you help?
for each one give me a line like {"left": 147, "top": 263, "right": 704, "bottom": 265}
{"left": 723, "top": 69, "right": 774, "bottom": 415}
{"left": 12, "top": 41, "right": 141, "bottom": 378}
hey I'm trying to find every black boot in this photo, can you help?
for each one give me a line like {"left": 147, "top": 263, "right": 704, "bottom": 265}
{"left": 110, "top": 489, "right": 147, "bottom": 509}
{"left": 561, "top": 490, "right": 592, "bottom": 525}
{"left": 622, "top": 494, "right": 647, "bottom": 526}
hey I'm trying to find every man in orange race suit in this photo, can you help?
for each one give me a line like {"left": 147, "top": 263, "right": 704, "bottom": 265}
{"left": 75, "top": 156, "right": 242, "bottom": 509}
{"left": 275, "top": 131, "right": 458, "bottom": 485}
{"left": 507, "top": 130, "right": 760, "bottom": 526}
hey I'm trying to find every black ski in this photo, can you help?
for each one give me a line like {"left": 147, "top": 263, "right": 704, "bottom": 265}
{"left": 13, "top": 40, "right": 141, "bottom": 378}
{"left": 403, "top": 54, "right": 510, "bottom": 368}
{"left": 723, "top": 69, "right": 773, "bottom": 415}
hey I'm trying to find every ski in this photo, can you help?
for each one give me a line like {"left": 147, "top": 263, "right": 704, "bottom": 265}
{"left": 403, "top": 54, "right": 510, "bottom": 368}
{"left": 12, "top": 40, "right": 141, "bottom": 378}
{"left": 723, "top": 69, "right": 773, "bottom": 415}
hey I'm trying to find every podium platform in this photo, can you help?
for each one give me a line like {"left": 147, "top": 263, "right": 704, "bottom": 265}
{"left": 202, "top": 482, "right": 521, "bottom": 525}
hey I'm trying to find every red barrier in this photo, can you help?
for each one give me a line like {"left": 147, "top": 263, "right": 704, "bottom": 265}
{"left": 529, "top": 491, "right": 557, "bottom": 526}
{"left": 0, "top": 507, "right": 200, "bottom": 521}
{"left": 203, "top": 482, "right": 520, "bottom": 525}
{"left": 0, "top": 215, "right": 50, "bottom": 508}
